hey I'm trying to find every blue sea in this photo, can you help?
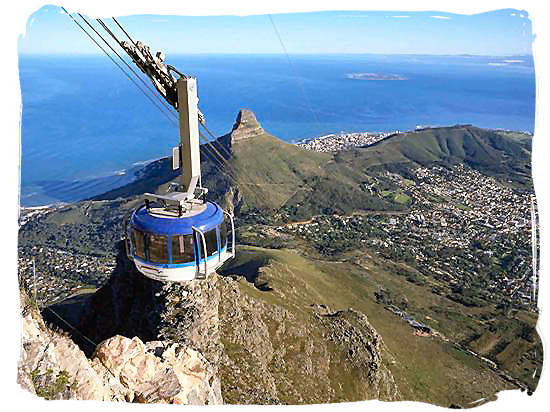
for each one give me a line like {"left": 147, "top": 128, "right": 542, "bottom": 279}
{"left": 18, "top": 53, "right": 535, "bottom": 206}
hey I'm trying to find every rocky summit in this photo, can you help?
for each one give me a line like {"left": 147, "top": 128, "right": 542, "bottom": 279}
{"left": 226, "top": 109, "right": 265, "bottom": 143}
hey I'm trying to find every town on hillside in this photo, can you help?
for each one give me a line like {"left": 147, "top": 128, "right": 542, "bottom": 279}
{"left": 296, "top": 131, "right": 398, "bottom": 152}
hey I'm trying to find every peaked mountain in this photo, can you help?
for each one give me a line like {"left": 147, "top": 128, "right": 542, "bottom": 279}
{"left": 93, "top": 111, "right": 532, "bottom": 222}
{"left": 93, "top": 109, "right": 402, "bottom": 219}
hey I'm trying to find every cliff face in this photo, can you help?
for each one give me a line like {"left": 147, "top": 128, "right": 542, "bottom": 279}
{"left": 216, "top": 280, "right": 400, "bottom": 404}
{"left": 64, "top": 242, "right": 400, "bottom": 404}
{"left": 17, "top": 288, "right": 222, "bottom": 404}
{"left": 228, "top": 109, "right": 265, "bottom": 143}
{"left": 92, "top": 335, "right": 222, "bottom": 404}
{"left": 216, "top": 109, "right": 266, "bottom": 150}
{"left": 18, "top": 290, "right": 110, "bottom": 400}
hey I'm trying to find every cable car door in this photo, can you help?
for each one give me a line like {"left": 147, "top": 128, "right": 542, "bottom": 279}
{"left": 192, "top": 227, "right": 207, "bottom": 278}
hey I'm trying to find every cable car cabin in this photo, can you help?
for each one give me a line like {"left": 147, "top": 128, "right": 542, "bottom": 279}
{"left": 125, "top": 201, "right": 235, "bottom": 282}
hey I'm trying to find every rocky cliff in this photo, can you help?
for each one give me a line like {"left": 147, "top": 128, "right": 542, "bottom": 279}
{"left": 43, "top": 242, "right": 401, "bottom": 404}
{"left": 17, "top": 287, "right": 222, "bottom": 404}
{"left": 227, "top": 109, "right": 265, "bottom": 142}
{"left": 216, "top": 109, "right": 266, "bottom": 149}
{"left": 216, "top": 281, "right": 400, "bottom": 403}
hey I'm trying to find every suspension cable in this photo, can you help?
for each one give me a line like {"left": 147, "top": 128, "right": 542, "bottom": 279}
{"left": 198, "top": 133, "right": 266, "bottom": 206}
{"left": 199, "top": 137, "right": 235, "bottom": 180}
{"left": 94, "top": 17, "right": 241, "bottom": 184}
{"left": 61, "top": 8, "right": 177, "bottom": 128}
{"left": 63, "top": 8, "right": 267, "bottom": 201}
{"left": 200, "top": 123, "right": 234, "bottom": 160}
{"left": 63, "top": 11, "right": 240, "bottom": 189}
{"left": 111, "top": 16, "right": 140, "bottom": 49}
{"left": 93, "top": 15, "right": 248, "bottom": 189}
{"left": 95, "top": 16, "right": 245, "bottom": 188}
{"left": 268, "top": 14, "right": 323, "bottom": 132}
{"left": 199, "top": 130, "right": 249, "bottom": 184}
{"left": 197, "top": 136, "right": 264, "bottom": 204}
{"left": 45, "top": 306, "right": 98, "bottom": 351}
{"left": 200, "top": 124, "right": 272, "bottom": 201}
{"left": 91, "top": 16, "right": 179, "bottom": 121}
{"left": 199, "top": 131, "right": 242, "bottom": 183}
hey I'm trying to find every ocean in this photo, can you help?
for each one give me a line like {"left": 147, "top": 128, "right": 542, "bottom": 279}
{"left": 18, "top": 53, "right": 535, "bottom": 206}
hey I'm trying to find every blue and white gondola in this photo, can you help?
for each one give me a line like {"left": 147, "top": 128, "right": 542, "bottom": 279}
{"left": 125, "top": 201, "right": 235, "bottom": 282}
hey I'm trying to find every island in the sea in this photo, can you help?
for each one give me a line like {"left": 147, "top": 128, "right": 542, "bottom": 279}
{"left": 346, "top": 72, "right": 407, "bottom": 80}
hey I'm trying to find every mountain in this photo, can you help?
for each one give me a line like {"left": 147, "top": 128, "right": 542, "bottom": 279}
{"left": 92, "top": 113, "right": 532, "bottom": 221}
{"left": 56, "top": 241, "right": 401, "bottom": 404}
{"left": 92, "top": 109, "right": 405, "bottom": 220}
{"left": 19, "top": 116, "right": 533, "bottom": 259}
{"left": 338, "top": 125, "right": 532, "bottom": 185}
{"left": 18, "top": 110, "right": 540, "bottom": 406}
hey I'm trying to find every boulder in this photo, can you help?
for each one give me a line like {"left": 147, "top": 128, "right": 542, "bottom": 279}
{"left": 93, "top": 335, "right": 222, "bottom": 404}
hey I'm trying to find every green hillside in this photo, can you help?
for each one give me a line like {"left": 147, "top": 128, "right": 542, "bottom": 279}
{"left": 218, "top": 245, "right": 519, "bottom": 406}
{"left": 93, "top": 123, "right": 532, "bottom": 222}
{"left": 338, "top": 125, "right": 532, "bottom": 185}
{"left": 92, "top": 131, "right": 404, "bottom": 221}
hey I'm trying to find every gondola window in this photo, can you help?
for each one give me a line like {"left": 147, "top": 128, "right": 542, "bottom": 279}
{"left": 205, "top": 228, "right": 218, "bottom": 257}
{"left": 147, "top": 234, "right": 169, "bottom": 264}
{"left": 220, "top": 220, "right": 228, "bottom": 249}
{"left": 171, "top": 235, "right": 195, "bottom": 264}
{"left": 132, "top": 228, "right": 146, "bottom": 259}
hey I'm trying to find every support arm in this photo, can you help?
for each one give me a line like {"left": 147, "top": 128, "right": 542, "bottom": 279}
{"left": 177, "top": 77, "right": 202, "bottom": 200}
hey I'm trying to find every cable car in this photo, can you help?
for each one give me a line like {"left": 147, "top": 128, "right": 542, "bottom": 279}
{"left": 118, "top": 42, "right": 235, "bottom": 281}
{"left": 126, "top": 201, "right": 234, "bottom": 281}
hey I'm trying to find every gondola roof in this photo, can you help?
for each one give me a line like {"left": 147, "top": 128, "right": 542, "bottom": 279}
{"left": 130, "top": 202, "right": 224, "bottom": 235}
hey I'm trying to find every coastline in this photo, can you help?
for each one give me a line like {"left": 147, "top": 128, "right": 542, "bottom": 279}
{"left": 19, "top": 160, "right": 159, "bottom": 208}
{"left": 20, "top": 125, "right": 533, "bottom": 208}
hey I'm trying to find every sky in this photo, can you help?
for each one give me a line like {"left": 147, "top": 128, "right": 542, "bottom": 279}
{"left": 18, "top": 6, "right": 533, "bottom": 56}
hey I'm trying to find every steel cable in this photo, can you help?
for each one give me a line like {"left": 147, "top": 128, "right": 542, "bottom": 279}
{"left": 61, "top": 8, "right": 178, "bottom": 128}
{"left": 63, "top": 8, "right": 269, "bottom": 205}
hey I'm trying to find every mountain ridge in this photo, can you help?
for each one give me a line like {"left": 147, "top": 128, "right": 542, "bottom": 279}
{"left": 18, "top": 109, "right": 539, "bottom": 406}
{"left": 92, "top": 112, "right": 532, "bottom": 211}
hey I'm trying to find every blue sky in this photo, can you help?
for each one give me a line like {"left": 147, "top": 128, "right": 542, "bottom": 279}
{"left": 19, "top": 6, "right": 533, "bottom": 55}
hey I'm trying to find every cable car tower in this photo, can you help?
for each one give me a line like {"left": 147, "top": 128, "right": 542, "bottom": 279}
{"left": 117, "top": 39, "right": 235, "bottom": 281}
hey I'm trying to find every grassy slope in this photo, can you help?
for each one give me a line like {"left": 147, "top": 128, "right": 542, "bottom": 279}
{"left": 229, "top": 132, "right": 403, "bottom": 218}
{"left": 337, "top": 125, "right": 532, "bottom": 185}
{"left": 220, "top": 245, "right": 517, "bottom": 407}
{"left": 91, "top": 125, "right": 531, "bottom": 220}
{"left": 92, "top": 125, "right": 532, "bottom": 204}
{"left": 228, "top": 132, "right": 331, "bottom": 210}
{"left": 227, "top": 125, "right": 533, "bottom": 221}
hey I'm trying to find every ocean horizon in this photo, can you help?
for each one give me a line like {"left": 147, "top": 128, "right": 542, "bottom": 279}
{"left": 19, "top": 53, "right": 535, "bottom": 206}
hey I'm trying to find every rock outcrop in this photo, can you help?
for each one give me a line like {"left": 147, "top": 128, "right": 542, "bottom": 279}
{"left": 25, "top": 240, "right": 399, "bottom": 404}
{"left": 67, "top": 242, "right": 400, "bottom": 404}
{"left": 73, "top": 242, "right": 224, "bottom": 367}
{"left": 230, "top": 109, "right": 265, "bottom": 142}
{"left": 216, "top": 280, "right": 401, "bottom": 404}
{"left": 311, "top": 305, "right": 400, "bottom": 401}
{"left": 17, "top": 288, "right": 222, "bottom": 404}
{"left": 18, "top": 289, "right": 110, "bottom": 400}
{"left": 218, "top": 109, "right": 265, "bottom": 147}
{"left": 92, "top": 335, "right": 222, "bottom": 404}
